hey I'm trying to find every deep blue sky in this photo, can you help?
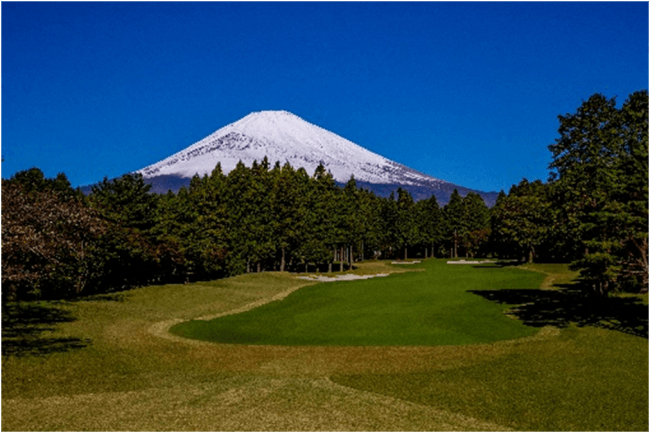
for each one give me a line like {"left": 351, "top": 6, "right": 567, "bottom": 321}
{"left": 2, "top": 2, "right": 648, "bottom": 193}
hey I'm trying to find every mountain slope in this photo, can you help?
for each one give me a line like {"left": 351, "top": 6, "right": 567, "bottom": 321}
{"left": 136, "top": 110, "right": 498, "bottom": 205}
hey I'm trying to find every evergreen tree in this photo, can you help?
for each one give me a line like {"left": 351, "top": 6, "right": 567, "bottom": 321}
{"left": 310, "top": 164, "right": 340, "bottom": 271}
{"left": 396, "top": 188, "right": 417, "bottom": 259}
{"left": 272, "top": 162, "right": 308, "bottom": 271}
{"left": 491, "top": 179, "right": 551, "bottom": 263}
{"left": 489, "top": 190, "right": 512, "bottom": 258}
{"left": 224, "top": 161, "right": 254, "bottom": 273}
{"left": 341, "top": 176, "right": 364, "bottom": 267}
{"left": 549, "top": 90, "right": 649, "bottom": 293}
{"left": 461, "top": 192, "right": 491, "bottom": 257}
{"left": 357, "top": 188, "right": 383, "bottom": 261}
{"left": 380, "top": 192, "right": 400, "bottom": 258}
{"left": 176, "top": 164, "right": 230, "bottom": 280}
{"left": 88, "top": 173, "right": 160, "bottom": 289}
{"left": 249, "top": 157, "right": 276, "bottom": 272}
{"left": 416, "top": 194, "right": 443, "bottom": 258}
{"left": 443, "top": 189, "right": 465, "bottom": 258}
{"left": 615, "top": 91, "right": 649, "bottom": 289}
{"left": 90, "top": 173, "right": 157, "bottom": 232}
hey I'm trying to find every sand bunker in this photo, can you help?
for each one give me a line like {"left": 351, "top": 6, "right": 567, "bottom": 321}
{"left": 391, "top": 261, "right": 421, "bottom": 264}
{"left": 297, "top": 273, "right": 389, "bottom": 282}
{"left": 447, "top": 260, "right": 496, "bottom": 265}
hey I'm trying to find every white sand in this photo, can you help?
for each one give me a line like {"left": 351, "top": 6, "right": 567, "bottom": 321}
{"left": 447, "top": 260, "right": 496, "bottom": 264}
{"left": 296, "top": 273, "right": 389, "bottom": 282}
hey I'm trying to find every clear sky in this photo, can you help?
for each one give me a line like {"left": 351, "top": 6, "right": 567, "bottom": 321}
{"left": 2, "top": 2, "right": 648, "bottom": 193}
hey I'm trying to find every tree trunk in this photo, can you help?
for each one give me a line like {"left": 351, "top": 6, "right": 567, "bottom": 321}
{"left": 454, "top": 230, "right": 458, "bottom": 258}
{"left": 280, "top": 247, "right": 286, "bottom": 272}
{"left": 305, "top": 262, "right": 308, "bottom": 273}
{"left": 257, "top": 262, "right": 261, "bottom": 273}
{"left": 349, "top": 245, "right": 353, "bottom": 269}
{"left": 361, "top": 241, "right": 365, "bottom": 262}
{"left": 340, "top": 246, "right": 345, "bottom": 270}
{"left": 431, "top": 242, "right": 435, "bottom": 258}
{"left": 328, "top": 262, "right": 332, "bottom": 273}
{"left": 246, "top": 260, "right": 250, "bottom": 273}
{"left": 404, "top": 246, "right": 408, "bottom": 260}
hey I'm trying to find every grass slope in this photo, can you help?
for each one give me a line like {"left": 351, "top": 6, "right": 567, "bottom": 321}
{"left": 171, "top": 260, "right": 544, "bottom": 346}
{"left": 2, "top": 260, "right": 647, "bottom": 431}
{"left": 332, "top": 326, "right": 648, "bottom": 431}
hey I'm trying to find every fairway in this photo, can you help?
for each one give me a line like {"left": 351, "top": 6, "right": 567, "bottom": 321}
{"left": 171, "top": 260, "right": 544, "bottom": 346}
{"left": 2, "top": 260, "right": 647, "bottom": 431}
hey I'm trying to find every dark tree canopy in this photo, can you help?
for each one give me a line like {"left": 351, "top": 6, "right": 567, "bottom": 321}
{"left": 548, "top": 91, "right": 648, "bottom": 293}
{"left": 4, "top": 90, "right": 646, "bottom": 300}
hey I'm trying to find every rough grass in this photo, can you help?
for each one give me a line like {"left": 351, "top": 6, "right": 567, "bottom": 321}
{"left": 2, "top": 259, "right": 647, "bottom": 431}
{"left": 332, "top": 326, "right": 648, "bottom": 431}
{"left": 171, "top": 260, "right": 544, "bottom": 346}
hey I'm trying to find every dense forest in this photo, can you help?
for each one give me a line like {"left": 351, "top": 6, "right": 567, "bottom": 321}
{"left": 3, "top": 91, "right": 647, "bottom": 301}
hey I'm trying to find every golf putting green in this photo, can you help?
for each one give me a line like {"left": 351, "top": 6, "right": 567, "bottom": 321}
{"left": 170, "top": 260, "right": 545, "bottom": 346}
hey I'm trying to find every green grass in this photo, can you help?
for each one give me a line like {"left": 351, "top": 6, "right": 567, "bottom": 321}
{"left": 2, "top": 259, "right": 647, "bottom": 431}
{"left": 171, "top": 260, "right": 545, "bottom": 346}
{"left": 332, "top": 326, "right": 648, "bottom": 431}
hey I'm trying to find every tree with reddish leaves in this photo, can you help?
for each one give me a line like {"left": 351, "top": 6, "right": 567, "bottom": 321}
{"left": 2, "top": 170, "right": 106, "bottom": 301}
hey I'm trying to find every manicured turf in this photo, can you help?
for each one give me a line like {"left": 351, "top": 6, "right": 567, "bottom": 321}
{"left": 332, "top": 326, "right": 649, "bottom": 431}
{"left": 3, "top": 260, "right": 647, "bottom": 431}
{"left": 170, "top": 260, "right": 545, "bottom": 346}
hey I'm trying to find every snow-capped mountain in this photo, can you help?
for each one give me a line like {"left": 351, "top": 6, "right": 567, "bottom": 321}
{"left": 139, "top": 110, "right": 439, "bottom": 185}
{"left": 136, "top": 110, "right": 498, "bottom": 205}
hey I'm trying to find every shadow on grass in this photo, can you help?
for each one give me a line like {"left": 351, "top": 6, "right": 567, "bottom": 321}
{"left": 2, "top": 303, "right": 91, "bottom": 357}
{"left": 469, "top": 285, "right": 648, "bottom": 339}
{"left": 70, "top": 292, "right": 127, "bottom": 303}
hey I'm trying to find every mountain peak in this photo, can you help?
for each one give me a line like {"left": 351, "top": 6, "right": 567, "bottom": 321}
{"left": 252, "top": 110, "right": 296, "bottom": 116}
{"left": 134, "top": 111, "right": 499, "bottom": 205}
{"left": 241, "top": 110, "right": 303, "bottom": 124}
{"left": 137, "top": 111, "right": 438, "bottom": 185}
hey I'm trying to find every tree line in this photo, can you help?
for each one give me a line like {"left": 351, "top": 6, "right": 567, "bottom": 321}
{"left": 2, "top": 90, "right": 647, "bottom": 301}
{"left": 492, "top": 90, "right": 648, "bottom": 294}
{"left": 2, "top": 160, "right": 494, "bottom": 301}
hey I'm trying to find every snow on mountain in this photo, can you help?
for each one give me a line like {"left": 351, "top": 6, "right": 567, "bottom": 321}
{"left": 138, "top": 110, "right": 442, "bottom": 187}
{"left": 135, "top": 110, "right": 498, "bottom": 206}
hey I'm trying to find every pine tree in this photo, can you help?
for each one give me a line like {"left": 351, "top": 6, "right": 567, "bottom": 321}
{"left": 380, "top": 192, "right": 400, "bottom": 258}
{"left": 89, "top": 173, "right": 157, "bottom": 233}
{"left": 341, "top": 176, "right": 364, "bottom": 267}
{"left": 443, "top": 189, "right": 465, "bottom": 258}
{"left": 416, "top": 194, "right": 443, "bottom": 258}
{"left": 272, "top": 162, "right": 308, "bottom": 271}
{"left": 615, "top": 91, "right": 649, "bottom": 289}
{"left": 489, "top": 191, "right": 511, "bottom": 259}
{"left": 88, "top": 173, "right": 160, "bottom": 289}
{"left": 461, "top": 192, "right": 490, "bottom": 257}
{"left": 225, "top": 161, "right": 254, "bottom": 274}
{"left": 311, "top": 164, "right": 340, "bottom": 272}
{"left": 396, "top": 188, "right": 417, "bottom": 259}
{"left": 491, "top": 179, "right": 551, "bottom": 263}
{"left": 549, "top": 91, "right": 649, "bottom": 293}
